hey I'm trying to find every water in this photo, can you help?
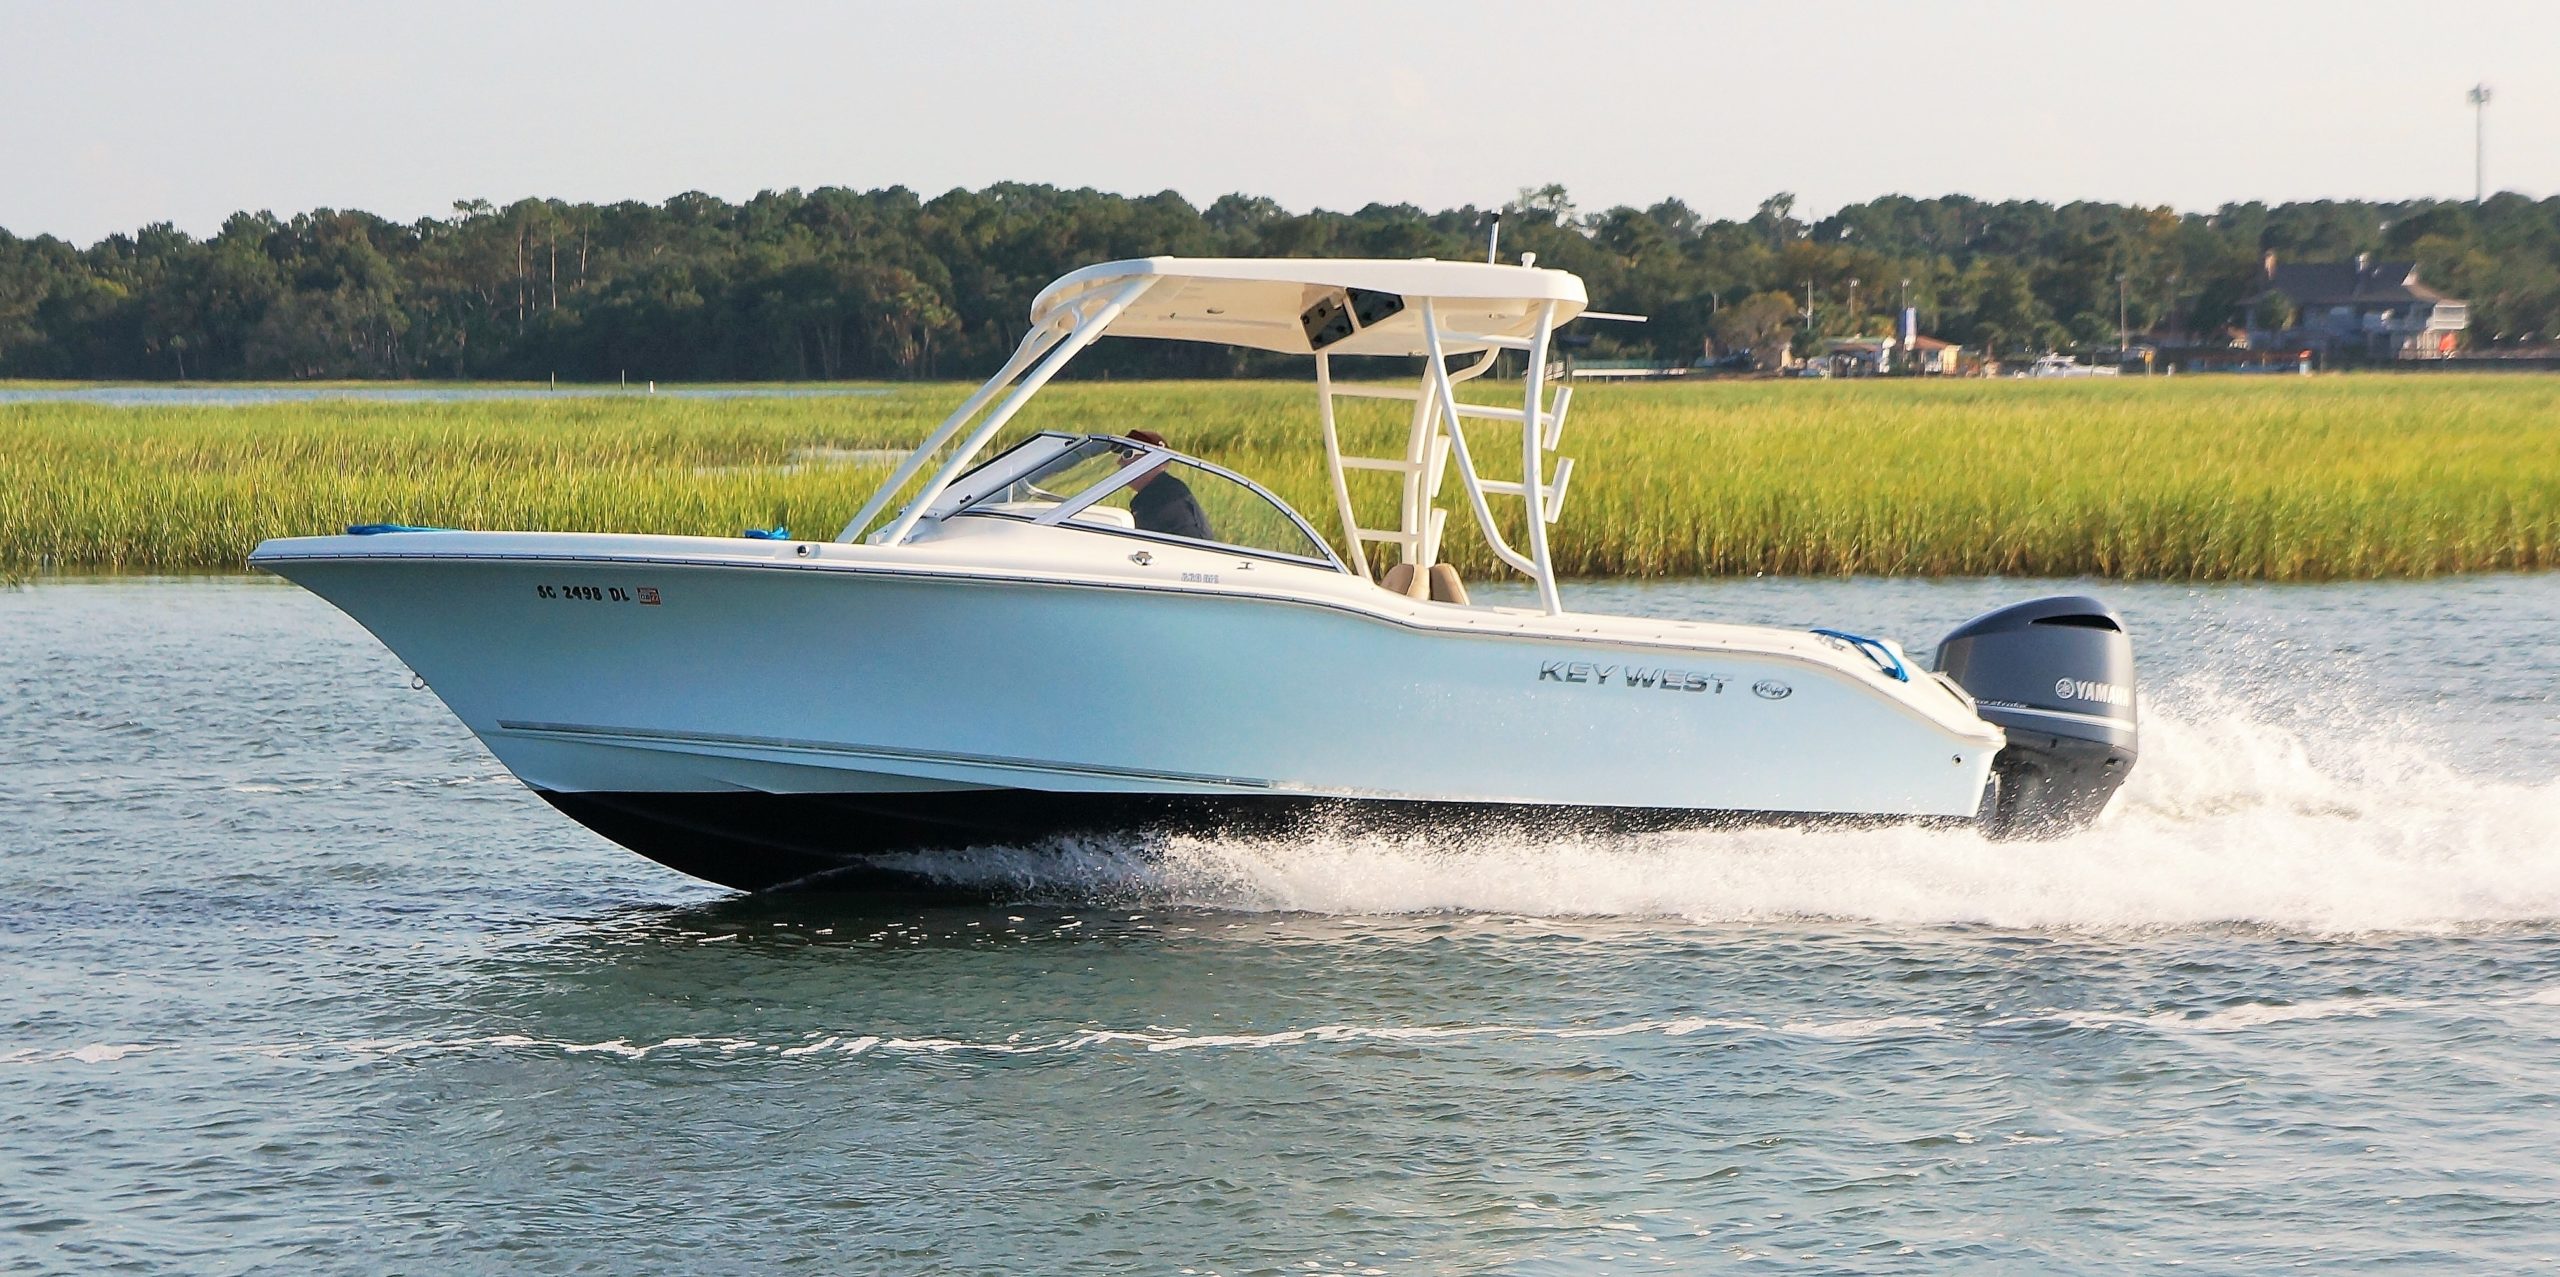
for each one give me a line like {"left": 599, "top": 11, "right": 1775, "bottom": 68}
{"left": 5, "top": 575, "right": 2558, "bottom": 1273}
{"left": 0, "top": 385, "right": 892, "bottom": 407}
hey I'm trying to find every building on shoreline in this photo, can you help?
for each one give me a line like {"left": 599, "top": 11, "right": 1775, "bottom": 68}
{"left": 1814, "top": 334, "right": 1965, "bottom": 376}
{"left": 1904, "top": 335, "right": 1961, "bottom": 375}
{"left": 2243, "top": 253, "right": 2469, "bottom": 360}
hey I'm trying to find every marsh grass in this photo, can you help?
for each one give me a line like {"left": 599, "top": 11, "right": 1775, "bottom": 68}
{"left": 5, "top": 375, "right": 2556, "bottom": 579}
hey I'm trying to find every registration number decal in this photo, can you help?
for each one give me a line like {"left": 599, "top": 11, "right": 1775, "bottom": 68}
{"left": 536, "top": 584, "right": 660, "bottom": 605}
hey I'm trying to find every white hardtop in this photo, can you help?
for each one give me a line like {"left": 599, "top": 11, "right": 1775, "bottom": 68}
{"left": 1033, "top": 256, "right": 1589, "bottom": 356}
{"left": 846, "top": 255, "right": 1600, "bottom": 616}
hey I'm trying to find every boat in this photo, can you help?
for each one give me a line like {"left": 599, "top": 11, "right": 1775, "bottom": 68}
{"left": 2016, "top": 352, "right": 2120, "bottom": 378}
{"left": 251, "top": 257, "right": 2140, "bottom": 893}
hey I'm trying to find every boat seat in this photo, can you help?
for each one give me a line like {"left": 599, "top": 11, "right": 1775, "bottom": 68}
{"left": 1378, "top": 562, "right": 1431, "bottom": 600}
{"left": 1065, "top": 504, "right": 1136, "bottom": 529}
{"left": 1378, "top": 562, "right": 1468, "bottom": 603}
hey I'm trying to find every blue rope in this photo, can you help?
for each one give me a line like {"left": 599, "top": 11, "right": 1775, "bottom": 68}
{"left": 741, "top": 526, "right": 792, "bottom": 540}
{"left": 345, "top": 523, "right": 453, "bottom": 535}
{"left": 1810, "top": 627, "right": 1911, "bottom": 681}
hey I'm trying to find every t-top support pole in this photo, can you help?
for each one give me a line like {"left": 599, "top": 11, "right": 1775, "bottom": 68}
{"left": 1519, "top": 299, "right": 1563, "bottom": 615}
{"left": 1313, "top": 353, "right": 1372, "bottom": 581}
{"left": 870, "top": 277, "right": 1154, "bottom": 548}
{"left": 837, "top": 323, "right": 1067, "bottom": 542}
{"left": 1418, "top": 300, "right": 1540, "bottom": 587}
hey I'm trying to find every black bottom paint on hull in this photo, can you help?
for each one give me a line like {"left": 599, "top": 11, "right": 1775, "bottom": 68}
{"left": 535, "top": 788, "right": 1975, "bottom": 895}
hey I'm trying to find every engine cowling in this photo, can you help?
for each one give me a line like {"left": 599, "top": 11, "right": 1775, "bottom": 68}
{"left": 1935, "top": 595, "right": 2139, "bottom": 838}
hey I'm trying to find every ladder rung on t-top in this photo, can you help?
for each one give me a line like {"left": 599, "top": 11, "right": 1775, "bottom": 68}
{"left": 1316, "top": 302, "right": 1577, "bottom": 614}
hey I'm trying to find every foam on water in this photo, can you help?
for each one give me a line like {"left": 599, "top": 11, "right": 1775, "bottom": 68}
{"left": 46, "top": 988, "right": 2559, "bottom": 1071}
{"left": 892, "top": 682, "right": 2560, "bottom": 933}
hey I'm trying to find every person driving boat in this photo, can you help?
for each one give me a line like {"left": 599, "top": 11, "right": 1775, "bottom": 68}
{"left": 1119, "top": 429, "right": 1211, "bottom": 540}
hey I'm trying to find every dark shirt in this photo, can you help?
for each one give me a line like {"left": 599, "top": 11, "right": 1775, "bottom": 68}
{"left": 1129, "top": 472, "right": 1212, "bottom": 541}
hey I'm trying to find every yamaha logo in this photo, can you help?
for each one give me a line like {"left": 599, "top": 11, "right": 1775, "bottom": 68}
{"left": 2054, "top": 676, "right": 2131, "bottom": 707}
{"left": 1753, "top": 679, "right": 1792, "bottom": 700}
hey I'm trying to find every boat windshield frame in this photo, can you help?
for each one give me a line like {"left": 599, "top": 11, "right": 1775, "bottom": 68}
{"left": 937, "top": 431, "right": 1347, "bottom": 572}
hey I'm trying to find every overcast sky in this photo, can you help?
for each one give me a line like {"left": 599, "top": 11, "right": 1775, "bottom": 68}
{"left": 4, "top": 0, "right": 2553, "bottom": 244}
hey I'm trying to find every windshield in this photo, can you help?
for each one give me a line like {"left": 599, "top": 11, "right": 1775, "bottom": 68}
{"left": 958, "top": 438, "right": 1131, "bottom": 518}
{"left": 1065, "top": 458, "right": 1332, "bottom": 561}
{"left": 945, "top": 433, "right": 1339, "bottom": 569}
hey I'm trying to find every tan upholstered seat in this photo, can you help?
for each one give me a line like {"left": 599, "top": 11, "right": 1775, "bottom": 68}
{"left": 1380, "top": 562, "right": 1468, "bottom": 604}
{"left": 1378, "top": 562, "right": 1431, "bottom": 599}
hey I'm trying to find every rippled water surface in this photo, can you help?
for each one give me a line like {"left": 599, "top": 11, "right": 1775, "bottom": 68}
{"left": 5, "top": 575, "right": 2558, "bottom": 1273}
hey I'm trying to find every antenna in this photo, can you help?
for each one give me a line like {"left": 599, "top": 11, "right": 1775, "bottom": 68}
{"left": 1486, "top": 212, "right": 1503, "bottom": 264}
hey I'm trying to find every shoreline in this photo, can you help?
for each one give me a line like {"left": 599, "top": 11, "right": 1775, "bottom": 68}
{"left": 7, "top": 376, "right": 2556, "bottom": 580}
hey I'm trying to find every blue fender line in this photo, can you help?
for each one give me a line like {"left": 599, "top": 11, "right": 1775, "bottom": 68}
{"left": 345, "top": 523, "right": 454, "bottom": 535}
{"left": 741, "top": 526, "right": 792, "bottom": 540}
{"left": 1809, "top": 627, "right": 1910, "bottom": 682}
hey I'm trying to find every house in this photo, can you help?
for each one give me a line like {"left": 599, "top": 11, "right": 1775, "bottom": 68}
{"left": 2244, "top": 252, "right": 2468, "bottom": 360}
{"left": 1905, "top": 335, "right": 1961, "bottom": 375}
{"left": 1816, "top": 334, "right": 1965, "bottom": 375}
{"left": 1820, "top": 336, "right": 1895, "bottom": 376}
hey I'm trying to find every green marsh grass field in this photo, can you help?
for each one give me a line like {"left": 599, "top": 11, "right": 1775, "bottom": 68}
{"left": 5, "top": 375, "right": 2557, "bottom": 579}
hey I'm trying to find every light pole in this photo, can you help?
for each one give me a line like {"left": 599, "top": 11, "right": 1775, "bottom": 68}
{"left": 1898, "top": 277, "right": 1911, "bottom": 372}
{"left": 2469, "top": 83, "right": 2492, "bottom": 203}
{"left": 1798, "top": 279, "right": 1815, "bottom": 369}
{"left": 2116, "top": 274, "right": 2129, "bottom": 366}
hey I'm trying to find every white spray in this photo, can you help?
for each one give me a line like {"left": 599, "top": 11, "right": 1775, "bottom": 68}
{"left": 890, "top": 678, "right": 2560, "bottom": 935}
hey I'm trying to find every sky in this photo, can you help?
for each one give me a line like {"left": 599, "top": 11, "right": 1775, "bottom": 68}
{"left": 4, "top": 0, "right": 2554, "bottom": 245}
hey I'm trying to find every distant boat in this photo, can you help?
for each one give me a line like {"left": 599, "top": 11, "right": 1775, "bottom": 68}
{"left": 2016, "top": 353, "right": 2119, "bottom": 378}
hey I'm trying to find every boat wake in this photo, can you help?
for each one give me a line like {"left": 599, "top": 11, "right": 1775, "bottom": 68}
{"left": 884, "top": 679, "right": 2560, "bottom": 934}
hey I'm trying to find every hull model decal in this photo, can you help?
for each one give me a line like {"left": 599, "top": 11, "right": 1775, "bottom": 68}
{"left": 1539, "top": 661, "right": 1729, "bottom": 692}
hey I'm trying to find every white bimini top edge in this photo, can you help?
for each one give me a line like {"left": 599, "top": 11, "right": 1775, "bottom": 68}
{"left": 1031, "top": 256, "right": 1589, "bottom": 357}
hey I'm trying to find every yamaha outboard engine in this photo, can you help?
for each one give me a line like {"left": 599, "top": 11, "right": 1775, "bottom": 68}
{"left": 1934, "top": 596, "right": 2138, "bottom": 839}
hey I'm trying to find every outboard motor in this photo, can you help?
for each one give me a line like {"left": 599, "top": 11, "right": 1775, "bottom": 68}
{"left": 1934, "top": 596, "right": 2138, "bottom": 838}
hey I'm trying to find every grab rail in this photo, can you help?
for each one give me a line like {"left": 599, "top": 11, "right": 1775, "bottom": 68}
{"left": 1810, "top": 628, "right": 1910, "bottom": 682}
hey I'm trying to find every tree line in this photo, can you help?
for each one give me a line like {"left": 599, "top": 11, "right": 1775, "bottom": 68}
{"left": 3, "top": 182, "right": 2556, "bottom": 381}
